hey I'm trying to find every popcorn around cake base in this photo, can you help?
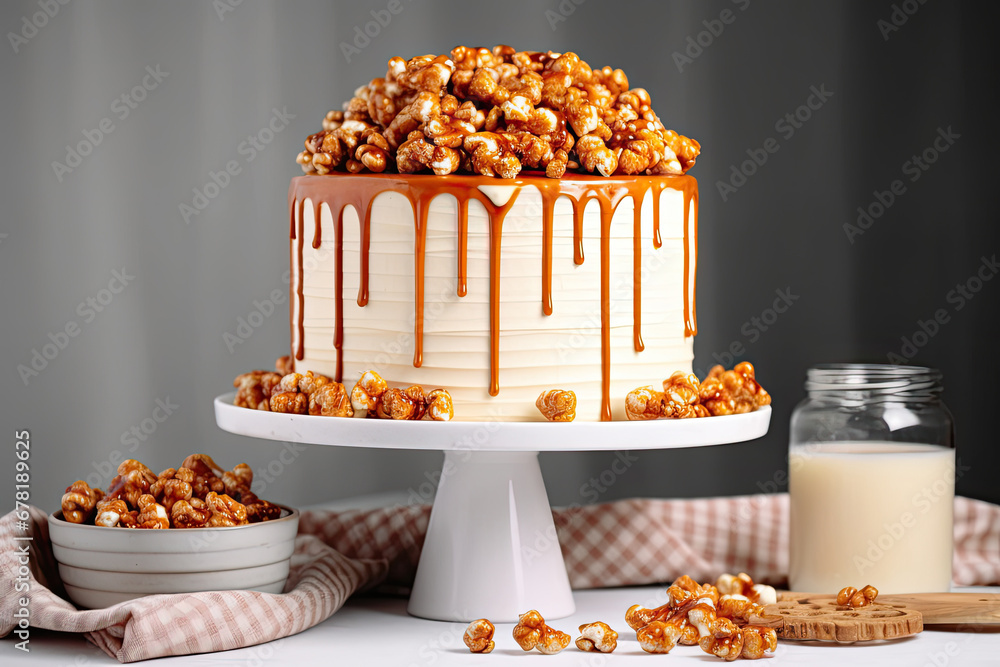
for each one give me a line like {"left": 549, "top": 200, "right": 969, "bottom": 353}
{"left": 289, "top": 172, "right": 697, "bottom": 421}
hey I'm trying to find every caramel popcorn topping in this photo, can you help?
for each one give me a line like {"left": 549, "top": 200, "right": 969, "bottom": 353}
{"left": 297, "top": 46, "right": 699, "bottom": 180}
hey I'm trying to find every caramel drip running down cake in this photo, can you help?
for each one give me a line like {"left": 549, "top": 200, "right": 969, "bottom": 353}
{"left": 289, "top": 46, "right": 701, "bottom": 421}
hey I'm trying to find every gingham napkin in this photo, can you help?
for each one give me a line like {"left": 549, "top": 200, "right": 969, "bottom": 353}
{"left": 3, "top": 495, "right": 998, "bottom": 662}
{"left": 300, "top": 494, "right": 1000, "bottom": 589}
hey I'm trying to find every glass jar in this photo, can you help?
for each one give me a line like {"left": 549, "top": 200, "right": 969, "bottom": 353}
{"left": 788, "top": 364, "right": 955, "bottom": 593}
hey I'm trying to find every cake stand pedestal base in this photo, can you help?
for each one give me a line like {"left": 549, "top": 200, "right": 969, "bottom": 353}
{"left": 407, "top": 451, "right": 574, "bottom": 623}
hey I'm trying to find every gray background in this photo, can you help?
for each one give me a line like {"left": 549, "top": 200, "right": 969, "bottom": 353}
{"left": 2, "top": 0, "right": 997, "bottom": 512}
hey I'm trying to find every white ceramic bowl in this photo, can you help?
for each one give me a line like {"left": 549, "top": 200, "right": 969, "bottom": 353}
{"left": 48, "top": 505, "right": 299, "bottom": 608}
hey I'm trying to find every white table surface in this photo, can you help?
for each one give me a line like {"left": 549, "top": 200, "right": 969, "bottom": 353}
{"left": 4, "top": 585, "right": 999, "bottom": 666}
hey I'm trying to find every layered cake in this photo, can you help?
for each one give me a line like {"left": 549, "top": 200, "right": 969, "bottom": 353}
{"left": 288, "top": 46, "right": 701, "bottom": 421}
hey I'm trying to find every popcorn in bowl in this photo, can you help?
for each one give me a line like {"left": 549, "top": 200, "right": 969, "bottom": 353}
{"left": 296, "top": 45, "right": 700, "bottom": 179}
{"left": 59, "top": 454, "right": 281, "bottom": 528}
{"left": 49, "top": 455, "right": 299, "bottom": 609}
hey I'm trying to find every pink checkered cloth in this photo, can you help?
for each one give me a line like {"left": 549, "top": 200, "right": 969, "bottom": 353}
{"left": 2, "top": 495, "right": 998, "bottom": 662}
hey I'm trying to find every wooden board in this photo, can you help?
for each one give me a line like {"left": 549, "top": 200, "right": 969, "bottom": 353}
{"left": 750, "top": 598, "right": 922, "bottom": 642}
{"left": 779, "top": 592, "right": 1000, "bottom": 627}
{"left": 750, "top": 592, "right": 1000, "bottom": 642}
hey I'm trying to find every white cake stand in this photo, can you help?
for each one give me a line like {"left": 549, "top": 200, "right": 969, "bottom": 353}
{"left": 215, "top": 393, "right": 770, "bottom": 622}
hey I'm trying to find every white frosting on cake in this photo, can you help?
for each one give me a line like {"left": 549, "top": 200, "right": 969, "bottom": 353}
{"left": 293, "top": 182, "right": 695, "bottom": 421}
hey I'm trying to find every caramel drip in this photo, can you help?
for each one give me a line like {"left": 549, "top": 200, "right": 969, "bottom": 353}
{"left": 287, "top": 182, "right": 299, "bottom": 362}
{"left": 295, "top": 199, "right": 305, "bottom": 360}
{"left": 541, "top": 195, "right": 554, "bottom": 316}
{"left": 287, "top": 172, "right": 697, "bottom": 420}
{"left": 486, "top": 192, "right": 520, "bottom": 396}
{"left": 412, "top": 197, "right": 431, "bottom": 368}
{"left": 456, "top": 199, "right": 468, "bottom": 298}
{"left": 358, "top": 215, "right": 371, "bottom": 307}
{"left": 572, "top": 196, "right": 586, "bottom": 265}
{"left": 651, "top": 180, "right": 666, "bottom": 249}
{"left": 683, "top": 186, "right": 699, "bottom": 337}
{"left": 333, "top": 206, "right": 344, "bottom": 381}
{"left": 632, "top": 200, "right": 644, "bottom": 352}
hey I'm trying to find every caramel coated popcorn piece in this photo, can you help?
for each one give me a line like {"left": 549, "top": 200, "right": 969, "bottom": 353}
{"left": 95, "top": 498, "right": 134, "bottom": 528}
{"left": 637, "top": 620, "right": 683, "bottom": 654}
{"left": 625, "top": 386, "right": 667, "bottom": 421}
{"left": 204, "top": 492, "right": 249, "bottom": 527}
{"left": 535, "top": 389, "right": 577, "bottom": 422}
{"left": 61, "top": 481, "right": 103, "bottom": 524}
{"left": 171, "top": 497, "right": 211, "bottom": 528}
{"left": 837, "top": 584, "right": 879, "bottom": 608}
{"left": 105, "top": 459, "right": 158, "bottom": 508}
{"left": 575, "top": 621, "right": 618, "bottom": 653}
{"left": 463, "top": 619, "right": 496, "bottom": 654}
{"left": 426, "top": 388, "right": 454, "bottom": 421}
{"left": 350, "top": 370, "right": 389, "bottom": 413}
{"left": 663, "top": 371, "right": 710, "bottom": 418}
{"left": 309, "top": 382, "right": 355, "bottom": 417}
{"left": 700, "top": 624, "right": 777, "bottom": 661}
{"left": 513, "top": 610, "right": 571, "bottom": 654}
{"left": 716, "top": 572, "right": 777, "bottom": 605}
{"left": 136, "top": 494, "right": 170, "bottom": 529}
{"left": 269, "top": 391, "right": 309, "bottom": 415}
{"left": 376, "top": 385, "right": 428, "bottom": 420}
{"left": 149, "top": 467, "right": 194, "bottom": 513}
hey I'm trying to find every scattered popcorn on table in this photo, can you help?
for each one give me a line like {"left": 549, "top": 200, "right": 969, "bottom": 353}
{"left": 463, "top": 619, "right": 495, "bottom": 654}
{"left": 627, "top": 574, "right": 778, "bottom": 660}
{"left": 513, "top": 610, "right": 571, "bottom": 654}
{"left": 575, "top": 621, "right": 618, "bottom": 653}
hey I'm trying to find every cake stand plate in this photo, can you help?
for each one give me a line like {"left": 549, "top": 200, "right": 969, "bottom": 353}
{"left": 215, "top": 393, "right": 770, "bottom": 622}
